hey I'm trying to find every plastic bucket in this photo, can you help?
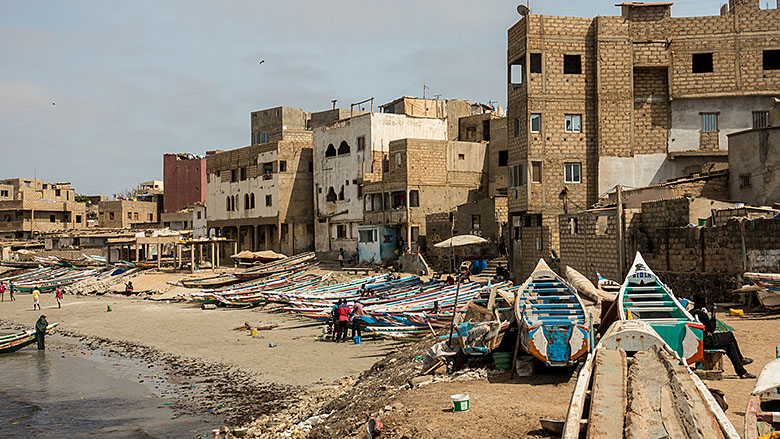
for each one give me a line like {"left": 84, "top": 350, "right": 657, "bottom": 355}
{"left": 451, "top": 393, "right": 470, "bottom": 412}
{"left": 251, "top": 328, "right": 258, "bottom": 337}
{"left": 354, "top": 336, "right": 361, "bottom": 344}
{"left": 493, "top": 351, "right": 511, "bottom": 370}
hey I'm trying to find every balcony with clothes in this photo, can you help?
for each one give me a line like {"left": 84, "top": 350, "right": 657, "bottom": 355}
{"left": 362, "top": 190, "right": 415, "bottom": 226}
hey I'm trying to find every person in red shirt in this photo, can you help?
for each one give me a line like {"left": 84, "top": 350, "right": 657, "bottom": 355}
{"left": 55, "top": 287, "right": 64, "bottom": 309}
{"left": 336, "top": 299, "right": 351, "bottom": 342}
{"left": 0, "top": 283, "right": 5, "bottom": 302}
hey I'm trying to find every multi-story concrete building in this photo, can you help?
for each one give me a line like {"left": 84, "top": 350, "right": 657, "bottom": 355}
{"left": 98, "top": 200, "right": 159, "bottom": 228}
{"left": 163, "top": 153, "right": 206, "bottom": 213}
{"left": 728, "top": 99, "right": 780, "bottom": 206}
{"left": 506, "top": 0, "right": 780, "bottom": 278}
{"left": 362, "top": 138, "right": 487, "bottom": 255}
{"left": 312, "top": 109, "right": 448, "bottom": 257}
{"left": 206, "top": 106, "right": 321, "bottom": 256}
{"left": 0, "top": 179, "right": 87, "bottom": 239}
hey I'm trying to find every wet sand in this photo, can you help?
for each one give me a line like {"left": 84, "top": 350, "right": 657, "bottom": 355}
{"left": 0, "top": 293, "right": 401, "bottom": 387}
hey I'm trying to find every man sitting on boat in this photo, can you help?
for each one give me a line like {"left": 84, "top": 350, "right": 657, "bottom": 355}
{"left": 691, "top": 294, "right": 755, "bottom": 379}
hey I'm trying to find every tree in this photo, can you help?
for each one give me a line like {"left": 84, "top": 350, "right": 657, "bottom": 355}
{"left": 74, "top": 194, "right": 93, "bottom": 207}
{"left": 114, "top": 187, "right": 139, "bottom": 200}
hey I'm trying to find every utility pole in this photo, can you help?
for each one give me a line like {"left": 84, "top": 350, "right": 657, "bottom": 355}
{"left": 616, "top": 185, "right": 625, "bottom": 279}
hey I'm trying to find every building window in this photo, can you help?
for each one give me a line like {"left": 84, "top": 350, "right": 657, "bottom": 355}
{"left": 514, "top": 117, "right": 521, "bottom": 137}
{"left": 338, "top": 186, "right": 345, "bottom": 201}
{"left": 134, "top": 212, "right": 139, "bottom": 220}
{"left": 265, "top": 194, "right": 272, "bottom": 206}
{"left": 357, "top": 136, "right": 365, "bottom": 151}
{"left": 458, "top": 153, "right": 465, "bottom": 160}
{"left": 325, "top": 144, "right": 337, "bottom": 157}
{"left": 535, "top": 234, "right": 543, "bottom": 251}
{"left": 520, "top": 163, "right": 528, "bottom": 186}
{"left": 498, "top": 150, "right": 508, "bottom": 167}
{"left": 740, "top": 174, "right": 752, "bottom": 189}
{"left": 279, "top": 160, "right": 287, "bottom": 172}
{"left": 563, "top": 54, "right": 582, "bottom": 74}
{"left": 55, "top": 189, "right": 61, "bottom": 197}
{"left": 564, "top": 162, "right": 582, "bottom": 183}
{"left": 383, "top": 159, "right": 389, "bottom": 173}
{"left": 701, "top": 113, "right": 718, "bottom": 132}
{"left": 530, "top": 53, "right": 542, "bottom": 74}
{"left": 359, "top": 229, "right": 375, "bottom": 243}
{"left": 483, "top": 120, "right": 490, "bottom": 141}
{"left": 127, "top": 212, "right": 132, "bottom": 219}
{"left": 531, "top": 161, "right": 542, "bottom": 183}
{"left": 231, "top": 169, "right": 238, "bottom": 182}
{"left": 50, "top": 214, "right": 55, "bottom": 223}
{"left": 692, "top": 53, "right": 713, "bottom": 73}
{"left": 409, "top": 190, "right": 419, "bottom": 207}
{"left": 753, "top": 111, "right": 770, "bottom": 129}
{"left": 565, "top": 114, "right": 582, "bottom": 133}
{"left": 260, "top": 132, "right": 269, "bottom": 143}
{"left": 244, "top": 194, "right": 250, "bottom": 210}
{"left": 262, "top": 162, "right": 273, "bottom": 179}
{"left": 510, "top": 61, "right": 524, "bottom": 87}
{"left": 763, "top": 50, "right": 780, "bottom": 70}
{"left": 336, "top": 224, "right": 347, "bottom": 239}
{"left": 76, "top": 215, "right": 82, "bottom": 223}
{"left": 338, "top": 141, "right": 351, "bottom": 155}
{"left": 326, "top": 187, "right": 337, "bottom": 203}
{"left": 250, "top": 193, "right": 255, "bottom": 209}
{"left": 216, "top": 170, "right": 220, "bottom": 178}
{"left": 471, "top": 215, "right": 481, "bottom": 231}
{"left": 569, "top": 218, "right": 579, "bottom": 234}
{"left": 148, "top": 213, "right": 154, "bottom": 221}
{"left": 197, "top": 211, "right": 202, "bottom": 220}
{"left": 0, "top": 190, "right": 7, "bottom": 197}
{"left": 395, "top": 153, "right": 402, "bottom": 167}
{"left": 530, "top": 114, "right": 541, "bottom": 133}
{"left": 226, "top": 196, "right": 231, "bottom": 211}
{"left": 240, "top": 167, "right": 247, "bottom": 181}
{"left": 109, "top": 212, "right": 115, "bottom": 220}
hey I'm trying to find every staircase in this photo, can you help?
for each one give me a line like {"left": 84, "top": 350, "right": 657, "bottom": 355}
{"left": 476, "top": 257, "right": 508, "bottom": 279}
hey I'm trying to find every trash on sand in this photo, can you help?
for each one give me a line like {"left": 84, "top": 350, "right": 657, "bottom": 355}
{"left": 451, "top": 393, "right": 470, "bottom": 412}
{"left": 268, "top": 342, "right": 278, "bottom": 347}
{"left": 366, "top": 419, "right": 383, "bottom": 439}
{"left": 729, "top": 308, "right": 744, "bottom": 316}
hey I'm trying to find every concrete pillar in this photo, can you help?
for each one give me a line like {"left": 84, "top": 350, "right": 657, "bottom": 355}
{"left": 135, "top": 244, "right": 140, "bottom": 262}
{"left": 157, "top": 237, "right": 161, "bottom": 269}
{"left": 176, "top": 244, "right": 182, "bottom": 269}
{"left": 211, "top": 242, "right": 216, "bottom": 270}
{"left": 191, "top": 244, "right": 196, "bottom": 273}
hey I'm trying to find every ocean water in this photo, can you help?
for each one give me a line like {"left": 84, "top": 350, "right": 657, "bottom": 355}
{"left": 0, "top": 338, "right": 218, "bottom": 439}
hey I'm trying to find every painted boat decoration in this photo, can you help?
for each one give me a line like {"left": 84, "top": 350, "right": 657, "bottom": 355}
{"left": 453, "top": 284, "right": 515, "bottom": 356}
{"left": 618, "top": 252, "right": 704, "bottom": 365}
{"left": 745, "top": 357, "right": 780, "bottom": 439}
{"left": 515, "top": 259, "right": 592, "bottom": 367}
{"left": 744, "top": 272, "right": 780, "bottom": 310}
{"left": 0, "top": 323, "right": 59, "bottom": 354}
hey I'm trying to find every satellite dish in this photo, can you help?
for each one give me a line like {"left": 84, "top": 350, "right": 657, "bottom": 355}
{"left": 517, "top": 4, "right": 529, "bottom": 15}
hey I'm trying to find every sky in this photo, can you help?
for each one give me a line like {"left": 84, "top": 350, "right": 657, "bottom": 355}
{"left": 0, "top": 0, "right": 731, "bottom": 196}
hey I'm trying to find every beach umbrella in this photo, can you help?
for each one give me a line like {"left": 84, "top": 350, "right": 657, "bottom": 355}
{"left": 434, "top": 234, "right": 489, "bottom": 343}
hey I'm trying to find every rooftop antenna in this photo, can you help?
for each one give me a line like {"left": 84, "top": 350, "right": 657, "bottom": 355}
{"left": 423, "top": 83, "right": 430, "bottom": 100}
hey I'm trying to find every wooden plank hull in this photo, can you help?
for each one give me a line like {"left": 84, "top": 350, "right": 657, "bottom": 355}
{"left": 0, "top": 323, "right": 59, "bottom": 354}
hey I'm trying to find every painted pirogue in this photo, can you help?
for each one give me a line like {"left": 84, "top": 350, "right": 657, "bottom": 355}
{"left": 515, "top": 259, "right": 592, "bottom": 367}
{"left": 0, "top": 323, "right": 59, "bottom": 354}
{"left": 618, "top": 252, "right": 704, "bottom": 365}
{"left": 12, "top": 268, "right": 102, "bottom": 292}
{"left": 186, "top": 270, "right": 325, "bottom": 305}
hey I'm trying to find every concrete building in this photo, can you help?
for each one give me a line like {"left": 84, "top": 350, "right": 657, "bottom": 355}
{"left": 163, "top": 153, "right": 206, "bottom": 213}
{"left": 161, "top": 209, "right": 193, "bottom": 231}
{"left": 379, "top": 97, "right": 476, "bottom": 140}
{"left": 0, "top": 179, "right": 87, "bottom": 239}
{"left": 98, "top": 200, "right": 159, "bottom": 228}
{"left": 206, "top": 107, "right": 316, "bottom": 255}
{"left": 362, "top": 138, "right": 487, "bottom": 254}
{"left": 138, "top": 180, "right": 163, "bottom": 195}
{"left": 728, "top": 99, "right": 780, "bottom": 206}
{"left": 312, "top": 110, "right": 448, "bottom": 257}
{"left": 192, "top": 203, "right": 207, "bottom": 239}
{"left": 507, "top": 0, "right": 780, "bottom": 279}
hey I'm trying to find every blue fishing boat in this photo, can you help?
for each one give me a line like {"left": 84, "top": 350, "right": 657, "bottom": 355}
{"left": 515, "top": 259, "right": 592, "bottom": 367}
{"left": 618, "top": 252, "right": 704, "bottom": 365}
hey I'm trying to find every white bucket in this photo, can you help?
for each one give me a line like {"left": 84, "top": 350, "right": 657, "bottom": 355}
{"left": 450, "top": 393, "right": 470, "bottom": 412}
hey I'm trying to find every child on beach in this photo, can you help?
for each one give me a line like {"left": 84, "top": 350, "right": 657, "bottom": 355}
{"left": 55, "top": 287, "right": 63, "bottom": 309}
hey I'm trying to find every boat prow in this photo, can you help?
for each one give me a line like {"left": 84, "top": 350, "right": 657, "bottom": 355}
{"left": 745, "top": 357, "right": 780, "bottom": 439}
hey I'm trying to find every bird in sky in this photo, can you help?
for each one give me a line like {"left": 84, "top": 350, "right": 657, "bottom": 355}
{"left": 258, "top": 59, "right": 265, "bottom": 65}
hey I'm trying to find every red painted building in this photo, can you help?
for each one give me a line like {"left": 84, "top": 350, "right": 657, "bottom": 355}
{"left": 163, "top": 153, "right": 206, "bottom": 213}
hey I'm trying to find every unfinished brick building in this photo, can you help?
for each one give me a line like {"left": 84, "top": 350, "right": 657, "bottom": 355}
{"left": 206, "top": 106, "right": 318, "bottom": 256}
{"left": 507, "top": 0, "right": 780, "bottom": 279}
{"left": 0, "top": 179, "right": 86, "bottom": 239}
{"left": 98, "top": 200, "right": 159, "bottom": 228}
{"left": 163, "top": 153, "right": 206, "bottom": 213}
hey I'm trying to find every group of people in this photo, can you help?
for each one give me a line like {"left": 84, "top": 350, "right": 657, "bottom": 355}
{"left": 330, "top": 298, "right": 365, "bottom": 343}
{"left": 0, "top": 282, "right": 15, "bottom": 301}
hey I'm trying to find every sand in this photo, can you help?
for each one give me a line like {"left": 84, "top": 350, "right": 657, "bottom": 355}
{"left": 0, "top": 292, "right": 402, "bottom": 387}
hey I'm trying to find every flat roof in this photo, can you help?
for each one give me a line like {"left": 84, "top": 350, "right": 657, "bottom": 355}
{"left": 616, "top": 2, "right": 673, "bottom": 6}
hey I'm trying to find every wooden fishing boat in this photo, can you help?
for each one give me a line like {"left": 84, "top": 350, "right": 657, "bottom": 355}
{"left": 0, "top": 323, "right": 59, "bottom": 354}
{"left": 453, "top": 284, "right": 515, "bottom": 356}
{"left": 181, "top": 274, "right": 239, "bottom": 289}
{"left": 562, "top": 320, "right": 739, "bottom": 439}
{"left": 235, "top": 252, "right": 316, "bottom": 280}
{"left": 745, "top": 357, "right": 780, "bottom": 439}
{"left": 744, "top": 272, "right": 780, "bottom": 310}
{"left": 618, "top": 252, "right": 704, "bottom": 365}
{"left": 515, "top": 259, "right": 592, "bottom": 367}
{"left": 0, "top": 260, "right": 40, "bottom": 268}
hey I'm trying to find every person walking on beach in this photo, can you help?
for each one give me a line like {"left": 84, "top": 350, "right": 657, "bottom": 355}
{"left": 338, "top": 248, "right": 345, "bottom": 267}
{"left": 0, "top": 282, "right": 5, "bottom": 302}
{"left": 32, "top": 286, "right": 41, "bottom": 310}
{"left": 55, "top": 287, "right": 63, "bottom": 309}
{"left": 9, "top": 282, "right": 15, "bottom": 301}
{"left": 35, "top": 314, "right": 48, "bottom": 350}
{"left": 691, "top": 294, "right": 755, "bottom": 379}
{"left": 351, "top": 300, "right": 365, "bottom": 343}
{"left": 336, "top": 299, "right": 351, "bottom": 342}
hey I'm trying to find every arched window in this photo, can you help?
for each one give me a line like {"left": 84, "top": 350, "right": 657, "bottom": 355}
{"left": 244, "top": 194, "right": 250, "bottom": 210}
{"left": 326, "top": 187, "right": 337, "bottom": 203}
{"left": 250, "top": 193, "right": 255, "bottom": 209}
{"left": 226, "top": 196, "right": 230, "bottom": 211}
{"left": 325, "top": 144, "right": 336, "bottom": 157}
{"left": 338, "top": 141, "right": 350, "bottom": 155}
{"left": 338, "top": 186, "right": 345, "bottom": 200}
{"left": 232, "top": 195, "right": 236, "bottom": 211}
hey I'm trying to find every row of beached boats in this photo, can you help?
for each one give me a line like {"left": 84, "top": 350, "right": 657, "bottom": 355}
{"left": 0, "top": 266, "right": 103, "bottom": 292}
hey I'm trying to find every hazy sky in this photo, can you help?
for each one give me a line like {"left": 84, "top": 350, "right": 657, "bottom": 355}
{"left": 0, "top": 0, "right": 728, "bottom": 196}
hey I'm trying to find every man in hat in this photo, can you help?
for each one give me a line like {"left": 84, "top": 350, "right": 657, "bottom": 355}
{"left": 691, "top": 294, "right": 755, "bottom": 379}
{"left": 35, "top": 314, "right": 49, "bottom": 350}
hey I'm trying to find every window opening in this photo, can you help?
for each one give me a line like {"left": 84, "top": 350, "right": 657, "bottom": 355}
{"left": 692, "top": 53, "right": 713, "bottom": 73}
{"left": 530, "top": 114, "right": 541, "bottom": 133}
{"left": 498, "top": 150, "right": 508, "bottom": 167}
{"left": 564, "top": 54, "right": 582, "bottom": 74}
{"left": 564, "top": 163, "right": 582, "bottom": 183}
